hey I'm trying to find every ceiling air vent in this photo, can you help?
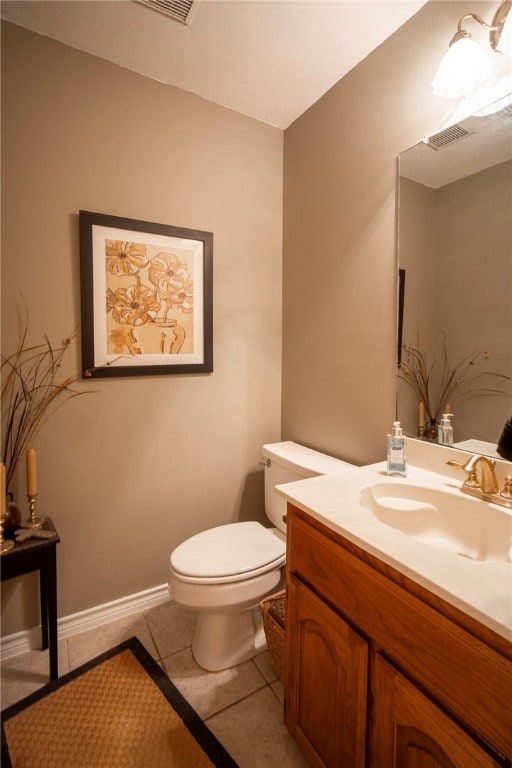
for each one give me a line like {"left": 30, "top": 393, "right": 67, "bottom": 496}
{"left": 135, "top": 0, "right": 197, "bottom": 25}
{"left": 424, "top": 123, "right": 474, "bottom": 151}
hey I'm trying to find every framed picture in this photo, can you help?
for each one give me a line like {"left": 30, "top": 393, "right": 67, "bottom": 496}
{"left": 79, "top": 211, "right": 213, "bottom": 377}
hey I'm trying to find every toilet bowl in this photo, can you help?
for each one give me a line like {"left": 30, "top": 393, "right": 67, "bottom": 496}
{"left": 170, "top": 522, "right": 285, "bottom": 670}
{"left": 168, "top": 441, "right": 354, "bottom": 671}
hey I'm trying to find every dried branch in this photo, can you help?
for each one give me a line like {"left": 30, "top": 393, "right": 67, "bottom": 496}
{"left": 1, "top": 303, "right": 93, "bottom": 490}
{"left": 398, "top": 334, "right": 511, "bottom": 424}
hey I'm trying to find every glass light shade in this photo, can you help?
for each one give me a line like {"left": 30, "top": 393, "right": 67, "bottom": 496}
{"left": 496, "top": 10, "right": 512, "bottom": 54}
{"left": 432, "top": 37, "right": 492, "bottom": 98}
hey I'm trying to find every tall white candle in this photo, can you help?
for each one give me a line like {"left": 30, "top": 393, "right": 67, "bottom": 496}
{"left": 418, "top": 402, "right": 425, "bottom": 429}
{"left": 26, "top": 449, "right": 38, "bottom": 497}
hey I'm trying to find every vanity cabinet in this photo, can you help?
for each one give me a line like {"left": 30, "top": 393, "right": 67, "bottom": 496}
{"left": 284, "top": 505, "right": 511, "bottom": 768}
{"left": 286, "top": 576, "right": 368, "bottom": 768}
{"left": 371, "top": 655, "right": 500, "bottom": 768}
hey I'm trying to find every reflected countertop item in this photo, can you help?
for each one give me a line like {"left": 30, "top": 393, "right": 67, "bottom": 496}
{"left": 454, "top": 439, "right": 500, "bottom": 458}
{"left": 276, "top": 458, "right": 512, "bottom": 641}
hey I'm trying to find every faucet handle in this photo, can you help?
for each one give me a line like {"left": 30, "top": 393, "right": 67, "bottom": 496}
{"left": 500, "top": 474, "right": 512, "bottom": 501}
{"left": 446, "top": 459, "right": 480, "bottom": 488}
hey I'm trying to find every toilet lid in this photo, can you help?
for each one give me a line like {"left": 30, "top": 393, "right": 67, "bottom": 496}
{"left": 170, "top": 522, "right": 285, "bottom": 579}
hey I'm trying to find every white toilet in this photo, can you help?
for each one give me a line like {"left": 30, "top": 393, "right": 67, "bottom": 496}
{"left": 168, "top": 441, "right": 354, "bottom": 671}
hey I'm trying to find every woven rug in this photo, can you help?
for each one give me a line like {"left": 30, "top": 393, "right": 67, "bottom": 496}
{"left": 1, "top": 637, "right": 238, "bottom": 768}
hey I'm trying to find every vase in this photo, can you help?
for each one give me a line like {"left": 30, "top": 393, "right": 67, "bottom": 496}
{"left": 423, "top": 419, "right": 437, "bottom": 440}
{"left": 3, "top": 499, "right": 22, "bottom": 534}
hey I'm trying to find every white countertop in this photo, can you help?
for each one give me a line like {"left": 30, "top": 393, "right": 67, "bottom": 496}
{"left": 453, "top": 439, "right": 500, "bottom": 458}
{"left": 276, "top": 461, "right": 512, "bottom": 641}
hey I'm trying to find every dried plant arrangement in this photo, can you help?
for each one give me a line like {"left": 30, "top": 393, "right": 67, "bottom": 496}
{"left": 398, "top": 335, "right": 511, "bottom": 425}
{"left": 1, "top": 304, "right": 93, "bottom": 491}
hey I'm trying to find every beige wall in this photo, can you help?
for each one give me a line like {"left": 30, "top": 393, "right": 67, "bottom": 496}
{"left": 398, "top": 176, "right": 436, "bottom": 356}
{"left": 2, "top": 1, "right": 501, "bottom": 637}
{"left": 1, "top": 22, "right": 283, "bottom": 635}
{"left": 434, "top": 161, "right": 512, "bottom": 442}
{"left": 396, "top": 176, "right": 436, "bottom": 434}
{"left": 281, "top": 1, "right": 495, "bottom": 465}
{"left": 397, "top": 162, "right": 511, "bottom": 441}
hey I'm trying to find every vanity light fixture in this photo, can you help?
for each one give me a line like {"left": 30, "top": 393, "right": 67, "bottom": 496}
{"left": 432, "top": 0, "right": 512, "bottom": 98}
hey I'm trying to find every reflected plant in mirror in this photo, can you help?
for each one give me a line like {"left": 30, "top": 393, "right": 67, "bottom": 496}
{"left": 397, "top": 94, "right": 512, "bottom": 456}
{"left": 398, "top": 334, "right": 510, "bottom": 434}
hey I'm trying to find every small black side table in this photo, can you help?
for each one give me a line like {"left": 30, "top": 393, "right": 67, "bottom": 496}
{"left": 1, "top": 517, "right": 60, "bottom": 680}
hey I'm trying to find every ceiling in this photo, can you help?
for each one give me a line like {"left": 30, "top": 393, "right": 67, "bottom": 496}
{"left": 400, "top": 98, "right": 512, "bottom": 187}
{"left": 0, "top": 0, "right": 428, "bottom": 129}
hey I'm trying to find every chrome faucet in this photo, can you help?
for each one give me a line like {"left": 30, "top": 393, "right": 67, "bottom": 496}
{"left": 447, "top": 454, "right": 512, "bottom": 508}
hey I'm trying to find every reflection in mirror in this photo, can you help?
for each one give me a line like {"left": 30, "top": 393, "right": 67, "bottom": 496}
{"left": 397, "top": 95, "right": 512, "bottom": 458}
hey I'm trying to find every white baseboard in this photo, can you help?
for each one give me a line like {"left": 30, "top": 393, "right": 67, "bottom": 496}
{"left": 1, "top": 583, "right": 170, "bottom": 661}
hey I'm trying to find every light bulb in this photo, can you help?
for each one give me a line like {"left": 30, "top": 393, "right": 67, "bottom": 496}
{"left": 432, "top": 37, "right": 492, "bottom": 98}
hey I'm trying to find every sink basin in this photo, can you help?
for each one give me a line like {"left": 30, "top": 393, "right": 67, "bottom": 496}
{"left": 361, "top": 482, "right": 512, "bottom": 562}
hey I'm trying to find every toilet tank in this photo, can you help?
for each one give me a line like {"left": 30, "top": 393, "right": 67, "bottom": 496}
{"left": 262, "top": 441, "right": 354, "bottom": 532}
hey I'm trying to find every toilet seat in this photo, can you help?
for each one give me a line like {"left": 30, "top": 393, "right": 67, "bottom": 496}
{"left": 170, "top": 521, "right": 285, "bottom": 585}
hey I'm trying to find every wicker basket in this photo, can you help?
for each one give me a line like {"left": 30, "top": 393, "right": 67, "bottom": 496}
{"left": 259, "top": 589, "right": 286, "bottom": 683}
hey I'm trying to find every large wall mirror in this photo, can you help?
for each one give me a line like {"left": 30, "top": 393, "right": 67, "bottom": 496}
{"left": 397, "top": 95, "right": 512, "bottom": 458}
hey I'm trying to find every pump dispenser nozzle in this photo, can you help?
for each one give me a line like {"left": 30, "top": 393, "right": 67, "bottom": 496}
{"left": 392, "top": 421, "right": 403, "bottom": 437}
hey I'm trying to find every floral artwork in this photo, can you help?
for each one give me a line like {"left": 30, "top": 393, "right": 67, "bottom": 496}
{"left": 80, "top": 212, "right": 213, "bottom": 377}
{"left": 105, "top": 240, "right": 194, "bottom": 357}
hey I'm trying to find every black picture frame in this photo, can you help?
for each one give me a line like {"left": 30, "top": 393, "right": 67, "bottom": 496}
{"left": 398, "top": 268, "right": 405, "bottom": 366}
{"left": 79, "top": 211, "right": 213, "bottom": 378}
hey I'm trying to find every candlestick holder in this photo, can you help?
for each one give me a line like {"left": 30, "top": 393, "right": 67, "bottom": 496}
{"left": 418, "top": 425, "right": 425, "bottom": 439}
{"left": 22, "top": 494, "right": 45, "bottom": 529}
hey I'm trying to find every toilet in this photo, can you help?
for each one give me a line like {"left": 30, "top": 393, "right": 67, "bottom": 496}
{"left": 168, "top": 441, "right": 354, "bottom": 671}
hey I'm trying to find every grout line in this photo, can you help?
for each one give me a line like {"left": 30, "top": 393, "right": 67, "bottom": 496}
{"left": 250, "top": 657, "right": 277, "bottom": 687}
{"left": 159, "top": 643, "right": 195, "bottom": 666}
{"left": 203, "top": 682, "right": 272, "bottom": 722}
{"left": 268, "top": 680, "right": 285, "bottom": 706}
{"left": 142, "top": 611, "right": 165, "bottom": 666}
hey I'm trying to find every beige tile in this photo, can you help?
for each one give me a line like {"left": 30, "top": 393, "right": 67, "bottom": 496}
{"left": 66, "top": 611, "right": 157, "bottom": 669}
{"left": 206, "top": 686, "right": 310, "bottom": 768}
{"left": 252, "top": 649, "right": 278, "bottom": 683}
{"left": 163, "top": 647, "right": 267, "bottom": 720}
{"left": 1, "top": 639, "right": 70, "bottom": 710}
{"left": 2, "top": 594, "right": 305, "bottom": 768}
{"left": 144, "top": 599, "right": 196, "bottom": 659}
{"left": 271, "top": 678, "right": 285, "bottom": 704}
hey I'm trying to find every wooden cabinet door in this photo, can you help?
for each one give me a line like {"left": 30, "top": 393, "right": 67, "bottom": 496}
{"left": 370, "top": 654, "right": 502, "bottom": 768}
{"left": 285, "top": 576, "right": 368, "bottom": 768}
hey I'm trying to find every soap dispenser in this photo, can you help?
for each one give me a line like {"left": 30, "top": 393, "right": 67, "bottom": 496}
{"left": 387, "top": 421, "right": 407, "bottom": 477}
{"left": 438, "top": 413, "right": 454, "bottom": 446}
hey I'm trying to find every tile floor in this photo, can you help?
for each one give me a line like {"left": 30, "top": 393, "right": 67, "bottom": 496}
{"left": 1, "top": 599, "right": 310, "bottom": 767}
